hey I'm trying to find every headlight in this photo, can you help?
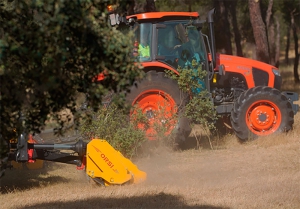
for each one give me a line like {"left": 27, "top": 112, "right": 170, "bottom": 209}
{"left": 272, "top": 68, "right": 281, "bottom": 76}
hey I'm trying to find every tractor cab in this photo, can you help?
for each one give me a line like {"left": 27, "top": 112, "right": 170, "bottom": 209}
{"left": 133, "top": 21, "right": 208, "bottom": 70}
{"left": 109, "top": 11, "right": 210, "bottom": 70}
{"left": 129, "top": 18, "right": 211, "bottom": 93}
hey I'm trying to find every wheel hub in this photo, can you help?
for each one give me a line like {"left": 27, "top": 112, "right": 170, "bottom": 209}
{"left": 248, "top": 104, "right": 277, "bottom": 133}
{"left": 146, "top": 109, "right": 154, "bottom": 119}
{"left": 132, "top": 89, "right": 177, "bottom": 140}
{"left": 258, "top": 113, "right": 267, "bottom": 122}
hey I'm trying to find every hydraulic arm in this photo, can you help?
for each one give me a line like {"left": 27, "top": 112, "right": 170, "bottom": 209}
{"left": 7, "top": 134, "right": 146, "bottom": 186}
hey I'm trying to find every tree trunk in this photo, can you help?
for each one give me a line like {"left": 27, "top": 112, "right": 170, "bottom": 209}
{"left": 127, "top": 0, "right": 135, "bottom": 15}
{"left": 265, "top": 0, "right": 276, "bottom": 66}
{"left": 248, "top": 0, "right": 270, "bottom": 63}
{"left": 268, "top": 20, "right": 276, "bottom": 66}
{"left": 188, "top": 2, "right": 191, "bottom": 12}
{"left": 144, "top": 0, "right": 157, "bottom": 12}
{"left": 119, "top": 0, "right": 135, "bottom": 15}
{"left": 219, "top": 0, "right": 233, "bottom": 54}
{"left": 265, "top": 0, "right": 280, "bottom": 67}
{"left": 265, "top": 0, "right": 273, "bottom": 29}
{"left": 227, "top": 0, "right": 243, "bottom": 57}
{"left": 274, "top": 16, "right": 280, "bottom": 67}
{"left": 291, "top": 10, "right": 299, "bottom": 83}
{"left": 285, "top": 24, "right": 291, "bottom": 65}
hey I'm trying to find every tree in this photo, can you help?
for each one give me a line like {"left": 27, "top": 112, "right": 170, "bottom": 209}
{"left": 284, "top": 22, "right": 292, "bottom": 65}
{"left": 281, "top": 0, "right": 300, "bottom": 83}
{"left": 213, "top": 0, "right": 233, "bottom": 55}
{"left": 144, "top": 0, "right": 157, "bottom": 12}
{"left": 227, "top": 0, "right": 243, "bottom": 57}
{"left": 264, "top": 0, "right": 277, "bottom": 66}
{"left": 279, "top": 0, "right": 300, "bottom": 83}
{"left": 248, "top": 0, "right": 270, "bottom": 63}
{"left": 118, "top": 0, "right": 157, "bottom": 15}
{"left": 290, "top": 9, "right": 300, "bottom": 83}
{"left": 0, "top": 0, "right": 143, "bottom": 152}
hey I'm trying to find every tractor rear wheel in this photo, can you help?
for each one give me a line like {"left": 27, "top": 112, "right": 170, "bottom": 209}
{"left": 126, "top": 71, "right": 191, "bottom": 146}
{"left": 230, "top": 86, "right": 294, "bottom": 141}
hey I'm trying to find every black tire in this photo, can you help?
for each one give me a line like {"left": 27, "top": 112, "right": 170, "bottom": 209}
{"left": 231, "top": 86, "right": 294, "bottom": 142}
{"left": 126, "top": 71, "right": 191, "bottom": 146}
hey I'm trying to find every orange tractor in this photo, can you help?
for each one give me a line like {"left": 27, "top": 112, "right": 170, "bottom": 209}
{"left": 108, "top": 8, "right": 299, "bottom": 143}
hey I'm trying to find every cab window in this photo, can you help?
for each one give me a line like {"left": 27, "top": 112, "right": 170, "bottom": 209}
{"left": 157, "top": 22, "right": 207, "bottom": 69}
{"left": 134, "top": 23, "right": 152, "bottom": 62}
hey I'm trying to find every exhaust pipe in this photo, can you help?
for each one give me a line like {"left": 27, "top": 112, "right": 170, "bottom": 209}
{"left": 207, "top": 9, "right": 216, "bottom": 68}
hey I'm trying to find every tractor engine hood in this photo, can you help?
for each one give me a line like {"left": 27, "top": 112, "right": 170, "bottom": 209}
{"left": 215, "top": 53, "right": 281, "bottom": 89}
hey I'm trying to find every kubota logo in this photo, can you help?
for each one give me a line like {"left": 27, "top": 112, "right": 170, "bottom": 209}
{"left": 92, "top": 145, "right": 114, "bottom": 169}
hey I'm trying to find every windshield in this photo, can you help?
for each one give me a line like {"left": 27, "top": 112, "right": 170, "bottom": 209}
{"left": 133, "top": 22, "right": 207, "bottom": 68}
{"left": 157, "top": 22, "right": 207, "bottom": 69}
{"left": 133, "top": 23, "right": 152, "bottom": 62}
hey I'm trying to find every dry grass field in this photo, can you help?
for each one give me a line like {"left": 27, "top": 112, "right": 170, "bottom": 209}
{"left": 1, "top": 65, "right": 299, "bottom": 209}
{"left": 1, "top": 101, "right": 299, "bottom": 209}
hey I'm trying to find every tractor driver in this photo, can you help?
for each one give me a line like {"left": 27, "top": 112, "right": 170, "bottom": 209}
{"left": 174, "top": 25, "right": 206, "bottom": 68}
{"left": 157, "top": 25, "right": 182, "bottom": 67}
{"left": 138, "top": 33, "right": 150, "bottom": 58}
{"left": 186, "top": 28, "right": 205, "bottom": 64}
{"left": 158, "top": 25, "right": 180, "bottom": 56}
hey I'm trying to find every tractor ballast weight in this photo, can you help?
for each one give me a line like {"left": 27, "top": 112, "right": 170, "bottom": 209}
{"left": 108, "top": 8, "right": 299, "bottom": 142}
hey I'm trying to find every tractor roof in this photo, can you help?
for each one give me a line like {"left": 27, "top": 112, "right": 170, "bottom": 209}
{"left": 127, "top": 12, "right": 199, "bottom": 21}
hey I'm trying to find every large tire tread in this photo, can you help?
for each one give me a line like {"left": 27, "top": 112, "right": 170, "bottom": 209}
{"left": 126, "top": 70, "right": 191, "bottom": 145}
{"left": 231, "top": 86, "right": 294, "bottom": 142}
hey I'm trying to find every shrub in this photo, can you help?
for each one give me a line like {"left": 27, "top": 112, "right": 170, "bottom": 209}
{"left": 166, "top": 63, "right": 218, "bottom": 131}
{"left": 79, "top": 103, "right": 147, "bottom": 158}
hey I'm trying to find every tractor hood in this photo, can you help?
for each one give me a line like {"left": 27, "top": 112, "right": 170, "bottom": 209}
{"left": 216, "top": 53, "right": 281, "bottom": 89}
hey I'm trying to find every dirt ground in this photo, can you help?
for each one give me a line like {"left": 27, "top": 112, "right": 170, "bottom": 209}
{"left": 1, "top": 107, "right": 299, "bottom": 209}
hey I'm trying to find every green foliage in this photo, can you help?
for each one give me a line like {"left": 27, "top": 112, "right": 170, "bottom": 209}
{"left": 166, "top": 63, "right": 218, "bottom": 131}
{"left": 155, "top": 0, "right": 207, "bottom": 13}
{"left": 0, "top": 0, "right": 144, "bottom": 144}
{"left": 80, "top": 104, "right": 147, "bottom": 158}
{"left": 280, "top": 0, "right": 300, "bottom": 24}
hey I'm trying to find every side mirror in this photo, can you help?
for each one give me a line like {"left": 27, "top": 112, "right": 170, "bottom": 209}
{"left": 109, "top": 14, "right": 119, "bottom": 26}
{"left": 109, "top": 14, "right": 129, "bottom": 26}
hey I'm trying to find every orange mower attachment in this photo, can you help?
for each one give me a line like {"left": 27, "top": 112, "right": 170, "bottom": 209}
{"left": 6, "top": 134, "right": 146, "bottom": 186}
{"left": 85, "top": 139, "right": 147, "bottom": 186}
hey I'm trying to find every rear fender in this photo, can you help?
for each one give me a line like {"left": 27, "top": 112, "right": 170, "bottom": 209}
{"left": 142, "top": 61, "right": 179, "bottom": 75}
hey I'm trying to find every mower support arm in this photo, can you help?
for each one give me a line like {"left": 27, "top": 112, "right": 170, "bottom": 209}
{"left": 9, "top": 140, "right": 87, "bottom": 166}
{"left": 7, "top": 137, "right": 147, "bottom": 186}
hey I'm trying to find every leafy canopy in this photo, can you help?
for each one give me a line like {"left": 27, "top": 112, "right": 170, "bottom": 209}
{"left": 0, "top": 0, "right": 143, "bottom": 143}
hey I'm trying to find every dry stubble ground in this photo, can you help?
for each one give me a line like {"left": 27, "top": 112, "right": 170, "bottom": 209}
{"left": 1, "top": 79, "right": 300, "bottom": 209}
{"left": 1, "top": 102, "right": 299, "bottom": 209}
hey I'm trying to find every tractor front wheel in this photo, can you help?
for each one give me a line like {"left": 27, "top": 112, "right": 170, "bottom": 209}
{"left": 126, "top": 71, "right": 191, "bottom": 146}
{"left": 231, "top": 86, "right": 294, "bottom": 141}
